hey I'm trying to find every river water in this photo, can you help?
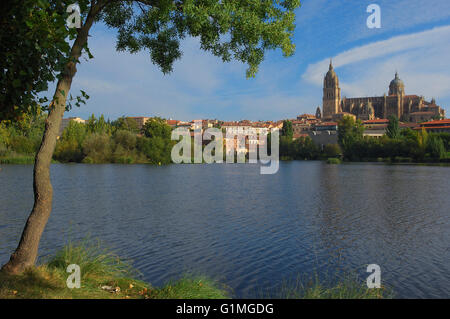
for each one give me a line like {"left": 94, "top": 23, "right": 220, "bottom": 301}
{"left": 0, "top": 162, "right": 449, "bottom": 298}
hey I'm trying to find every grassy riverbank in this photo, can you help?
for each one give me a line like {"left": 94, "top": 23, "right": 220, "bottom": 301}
{"left": 0, "top": 243, "right": 228, "bottom": 299}
{"left": 0, "top": 153, "right": 60, "bottom": 164}
{"left": 0, "top": 242, "right": 390, "bottom": 299}
{"left": 274, "top": 273, "right": 391, "bottom": 299}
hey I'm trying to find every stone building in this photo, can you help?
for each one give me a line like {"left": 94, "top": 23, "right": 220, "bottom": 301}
{"left": 322, "top": 61, "right": 445, "bottom": 123}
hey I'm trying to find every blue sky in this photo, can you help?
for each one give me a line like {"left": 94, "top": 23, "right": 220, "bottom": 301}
{"left": 61, "top": 0, "right": 450, "bottom": 122}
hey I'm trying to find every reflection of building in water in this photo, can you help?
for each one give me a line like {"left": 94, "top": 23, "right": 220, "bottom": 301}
{"left": 322, "top": 60, "right": 446, "bottom": 123}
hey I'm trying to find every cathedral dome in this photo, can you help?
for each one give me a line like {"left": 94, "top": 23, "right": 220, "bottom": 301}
{"left": 389, "top": 72, "right": 405, "bottom": 95}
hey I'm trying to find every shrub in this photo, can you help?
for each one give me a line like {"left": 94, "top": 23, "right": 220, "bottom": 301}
{"left": 113, "top": 130, "right": 136, "bottom": 151}
{"left": 47, "top": 241, "right": 135, "bottom": 280}
{"left": 137, "top": 136, "right": 173, "bottom": 165}
{"left": 82, "top": 133, "right": 112, "bottom": 163}
{"left": 54, "top": 139, "right": 84, "bottom": 162}
{"left": 426, "top": 135, "right": 446, "bottom": 160}
{"left": 323, "top": 144, "right": 341, "bottom": 158}
{"left": 9, "top": 135, "right": 39, "bottom": 154}
{"left": 293, "top": 136, "right": 320, "bottom": 160}
{"left": 275, "top": 273, "right": 391, "bottom": 299}
{"left": 60, "top": 121, "right": 87, "bottom": 146}
{"left": 0, "top": 141, "right": 8, "bottom": 157}
{"left": 327, "top": 158, "right": 341, "bottom": 164}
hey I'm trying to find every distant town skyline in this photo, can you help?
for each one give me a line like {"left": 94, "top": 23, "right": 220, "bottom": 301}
{"left": 54, "top": 0, "right": 450, "bottom": 122}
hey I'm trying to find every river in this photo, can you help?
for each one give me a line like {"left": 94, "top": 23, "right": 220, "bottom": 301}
{"left": 0, "top": 162, "right": 449, "bottom": 298}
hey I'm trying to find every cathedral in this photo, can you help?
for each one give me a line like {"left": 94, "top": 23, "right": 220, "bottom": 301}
{"left": 320, "top": 60, "right": 445, "bottom": 123}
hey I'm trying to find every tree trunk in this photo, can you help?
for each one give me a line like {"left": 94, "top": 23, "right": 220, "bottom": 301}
{"left": 1, "top": 3, "right": 101, "bottom": 275}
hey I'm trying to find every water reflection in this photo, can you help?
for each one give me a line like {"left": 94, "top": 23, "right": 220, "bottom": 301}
{"left": 0, "top": 162, "right": 449, "bottom": 298}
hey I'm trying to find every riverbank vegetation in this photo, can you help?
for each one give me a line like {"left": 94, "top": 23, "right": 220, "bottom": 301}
{"left": 0, "top": 242, "right": 228, "bottom": 299}
{"left": 337, "top": 116, "right": 450, "bottom": 163}
{"left": 274, "top": 274, "right": 390, "bottom": 299}
{"left": 0, "top": 242, "right": 389, "bottom": 299}
{"left": 278, "top": 117, "right": 450, "bottom": 164}
{"left": 0, "top": 113, "right": 174, "bottom": 165}
{"left": 2, "top": 113, "right": 449, "bottom": 166}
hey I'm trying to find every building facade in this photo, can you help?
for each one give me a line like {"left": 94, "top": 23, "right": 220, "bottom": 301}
{"left": 416, "top": 119, "right": 450, "bottom": 133}
{"left": 322, "top": 61, "right": 445, "bottom": 123}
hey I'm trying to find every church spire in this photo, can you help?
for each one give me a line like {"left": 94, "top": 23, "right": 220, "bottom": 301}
{"left": 329, "top": 58, "right": 333, "bottom": 70}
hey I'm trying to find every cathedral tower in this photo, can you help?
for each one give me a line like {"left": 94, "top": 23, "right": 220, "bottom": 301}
{"left": 322, "top": 60, "right": 341, "bottom": 119}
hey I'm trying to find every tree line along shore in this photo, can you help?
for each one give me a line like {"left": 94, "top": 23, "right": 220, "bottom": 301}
{"left": 1, "top": 112, "right": 449, "bottom": 165}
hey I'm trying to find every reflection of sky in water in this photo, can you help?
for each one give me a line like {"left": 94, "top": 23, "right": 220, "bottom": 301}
{"left": 0, "top": 162, "right": 449, "bottom": 298}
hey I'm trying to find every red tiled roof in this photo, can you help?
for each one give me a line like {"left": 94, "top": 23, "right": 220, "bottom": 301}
{"left": 420, "top": 119, "right": 450, "bottom": 125}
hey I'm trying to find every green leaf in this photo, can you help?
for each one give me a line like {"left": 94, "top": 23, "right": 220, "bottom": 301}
{"left": 12, "top": 79, "right": 21, "bottom": 88}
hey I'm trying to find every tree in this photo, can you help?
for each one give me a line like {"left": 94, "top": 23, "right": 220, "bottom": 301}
{"left": 142, "top": 118, "right": 172, "bottom": 139}
{"left": 386, "top": 115, "right": 400, "bottom": 139}
{"left": 2, "top": 0, "right": 301, "bottom": 274}
{"left": 112, "top": 117, "right": 139, "bottom": 134}
{"left": 54, "top": 121, "right": 87, "bottom": 162}
{"left": 0, "top": 0, "right": 74, "bottom": 120}
{"left": 337, "top": 116, "right": 364, "bottom": 160}
{"left": 323, "top": 144, "right": 341, "bottom": 158}
{"left": 86, "top": 114, "right": 111, "bottom": 135}
{"left": 294, "top": 136, "right": 319, "bottom": 160}
{"left": 140, "top": 118, "right": 173, "bottom": 164}
{"left": 281, "top": 120, "right": 293, "bottom": 139}
{"left": 426, "top": 134, "right": 445, "bottom": 160}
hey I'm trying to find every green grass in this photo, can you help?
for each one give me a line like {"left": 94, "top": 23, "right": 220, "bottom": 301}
{"left": 0, "top": 153, "right": 59, "bottom": 164}
{"left": 0, "top": 155, "right": 35, "bottom": 164}
{"left": 272, "top": 273, "right": 391, "bottom": 299}
{"left": 151, "top": 277, "right": 229, "bottom": 299}
{"left": 1, "top": 242, "right": 392, "bottom": 299}
{"left": 326, "top": 158, "right": 341, "bottom": 164}
{"left": 0, "top": 242, "right": 229, "bottom": 299}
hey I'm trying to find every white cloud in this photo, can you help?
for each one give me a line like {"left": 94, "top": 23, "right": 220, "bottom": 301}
{"left": 302, "top": 25, "right": 450, "bottom": 107}
{"left": 348, "top": 0, "right": 450, "bottom": 42}
{"left": 65, "top": 30, "right": 249, "bottom": 121}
